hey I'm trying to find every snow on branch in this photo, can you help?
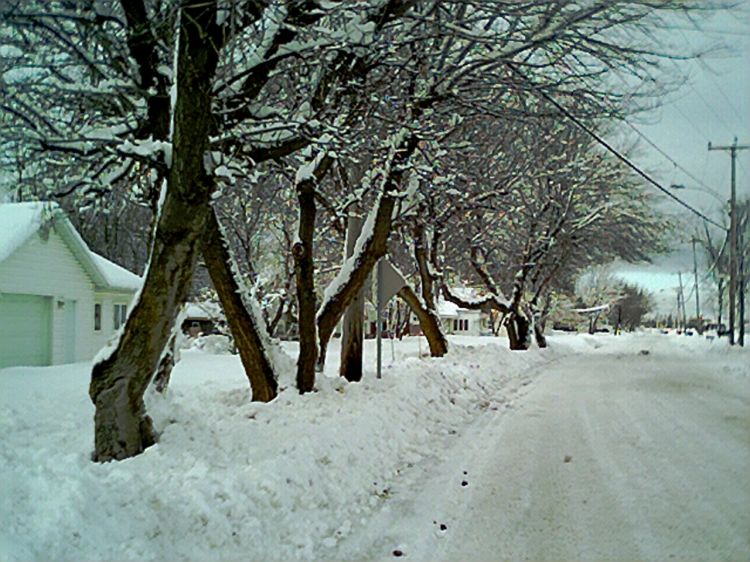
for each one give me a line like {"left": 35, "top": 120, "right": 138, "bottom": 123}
{"left": 440, "top": 284, "right": 510, "bottom": 314}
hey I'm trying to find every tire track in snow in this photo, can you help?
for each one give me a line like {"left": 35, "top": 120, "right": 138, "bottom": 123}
{"left": 349, "top": 348, "right": 750, "bottom": 561}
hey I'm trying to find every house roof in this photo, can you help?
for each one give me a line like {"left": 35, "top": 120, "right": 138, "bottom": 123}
{"left": 0, "top": 202, "right": 141, "bottom": 292}
{"left": 184, "top": 301, "right": 222, "bottom": 320}
{"left": 436, "top": 287, "right": 494, "bottom": 318}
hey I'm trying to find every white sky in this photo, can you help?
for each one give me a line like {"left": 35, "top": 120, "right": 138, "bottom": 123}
{"left": 610, "top": 5, "right": 750, "bottom": 318}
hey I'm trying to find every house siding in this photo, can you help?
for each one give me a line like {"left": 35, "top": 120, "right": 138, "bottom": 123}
{"left": 0, "top": 228, "right": 96, "bottom": 363}
{"left": 91, "top": 291, "right": 136, "bottom": 353}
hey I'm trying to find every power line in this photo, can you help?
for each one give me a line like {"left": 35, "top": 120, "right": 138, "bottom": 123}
{"left": 678, "top": 28, "right": 748, "bottom": 126}
{"left": 519, "top": 82, "right": 727, "bottom": 230}
{"left": 623, "top": 119, "right": 720, "bottom": 195}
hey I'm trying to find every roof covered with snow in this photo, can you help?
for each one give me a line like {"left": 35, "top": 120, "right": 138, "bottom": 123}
{"left": 0, "top": 201, "right": 51, "bottom": 263}
{"left": 436, "top": 287, "right": 490, "bottom": 318}
{"left": 184, "top": 301, "right": 222, "bottom": 320}
{"left": 0, "top": 201, "right": 141, "bottom": 292}
{"left": 90, "top": 252, "right": 142, "bottom": 291}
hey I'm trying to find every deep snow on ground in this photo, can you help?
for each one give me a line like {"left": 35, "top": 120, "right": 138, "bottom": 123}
{"left": 1, "top": 333, "right": 748, "bottom": 561}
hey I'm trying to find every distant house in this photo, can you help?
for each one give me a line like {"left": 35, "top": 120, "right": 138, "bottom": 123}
{"left": 182, "top": 301, "right": 222, "bottom": 337}
{"left": 437, "top": 298, "right": 485, "bottom": 336}
{"left": 0, "top": 202, "right": 141, "bottom": 368}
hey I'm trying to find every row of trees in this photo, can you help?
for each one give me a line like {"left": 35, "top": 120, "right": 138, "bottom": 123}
{"left": 698, "top": 198, "right": 750, "bottom": 340}
{"left": 0, "top": 0, "right": 730, "bottom": 461}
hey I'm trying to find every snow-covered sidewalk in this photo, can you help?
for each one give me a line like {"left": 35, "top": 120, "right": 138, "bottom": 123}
{"left": 1, "top": 335, "right": 552, "bottom": 561}
{"left": 1, "top": 333, "right": 747, "bottom": 561}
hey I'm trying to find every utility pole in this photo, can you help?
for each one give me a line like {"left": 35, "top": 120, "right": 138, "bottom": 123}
{"left": 678, "top": 272, "right": 686, "bottom": 331}
{"left": 708, "top": 137, "right": 749, "bottom": 345}
{"left": 739, "top": 208, "right": 746, "bottom": 346}
{"left": 692, "top": 238, "right": 701, "bottom": 332}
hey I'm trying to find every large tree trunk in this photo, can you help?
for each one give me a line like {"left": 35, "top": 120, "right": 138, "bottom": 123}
{"left": 316, "top": 132, "right": 418, "bottom": 370}
{"left": 294, "top": 169, "right": 320, "bottom": 392}
{"left": 202, "top": 208, "right": 278, "bottom": 402}
{"left": 413, "top": 221, "right": 437, "bottom": 308}
{"left": 153, "top": 333, "right": 178, "bottom": 394}
{"left": 397, "top": 285, "right": 448, "bottom": 356}
{"left": 340, "top": 214, "right": 366, "bottom": 381}
{"left": 506, "top": 310, "right": 532, "bottom": 351}
{"left": 717, "top": 278, "right": 724, "bottom": 333}
{"left": 531, "top": 294, "right": 551, "bottom": 348}
{"left": 533, "top": 318, "right": 547, "bottom": 348}
{"left": 89, "top": 1, "right": 221, "bottom": 462}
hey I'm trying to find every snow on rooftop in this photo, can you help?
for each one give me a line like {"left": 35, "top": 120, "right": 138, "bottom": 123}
{"left": 437, "top": 299, "right": 460, "bottom": 318}
{"left": 0, "top": 201, "right": 56, "bottom": 263}
{"left": 184, "top": 301, "right": 222, "bottom": 320}
{"left": 437, "top": 287, "right": 488, "bottom": 318}
{"left": 90, "top": 252, "right": 142, "bottom": 291}
{"left": 0, "top": 201, "right": 141, "bottom": 292}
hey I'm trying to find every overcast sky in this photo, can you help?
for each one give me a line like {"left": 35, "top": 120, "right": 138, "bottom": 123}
{"left": 610, "top": 5, "right": 750, "bottom": 318}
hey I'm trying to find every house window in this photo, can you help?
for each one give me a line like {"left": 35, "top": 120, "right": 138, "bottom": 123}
{"left": 94, "top": 303, "right": 101, "bottom": 331}
{"left": 453, "top": 319, "right": 458, "bottom": 331}
{"left": 463, "top": 319, "right": 469, "bottom": 331}
{"left": 114, "top": 304, "right": 127, "bottom": 330}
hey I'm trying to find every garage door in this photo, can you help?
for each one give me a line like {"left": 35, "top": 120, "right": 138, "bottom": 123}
{"left": 0, "top": 293, "right": 52, "bottom": 368}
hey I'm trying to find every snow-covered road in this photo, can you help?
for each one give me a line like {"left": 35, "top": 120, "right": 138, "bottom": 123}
{"left": 355, "top": 346, "right": 750, "bottom": 561}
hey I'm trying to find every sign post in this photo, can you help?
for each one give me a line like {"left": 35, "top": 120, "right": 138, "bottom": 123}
{"left": 375, "top": 258, "right": 407, "bottom": 379}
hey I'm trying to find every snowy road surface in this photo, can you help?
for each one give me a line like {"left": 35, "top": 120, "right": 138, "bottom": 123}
{"left": 353, "top": 345, "right": 750, "bottom": 561}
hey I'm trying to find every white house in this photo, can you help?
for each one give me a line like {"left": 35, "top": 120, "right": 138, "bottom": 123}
{"left": 435, "top": 287, "right": 497, "bottom": 336}
{"left": 0, "top": 202, "right": 141, "bottom": 368}
{"left": 437, "top": 298, "right": 485, "bottom": 336}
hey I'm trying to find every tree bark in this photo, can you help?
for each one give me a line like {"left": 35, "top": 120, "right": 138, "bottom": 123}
{"left": 153, "top": 333, "right": 178, "bottom": 394}
{"left": 294, "top": 171, "right": 319, "bottom": 392}
{"left": 398, "top": 285, "right": 448, "bottom": 356}
{"left": 533, "top": 321, "right": 547, "bottom": 348}
{"left": 340, "top": 214, "right": 366, "bottom": 381}
{"left": 89, "top": 0, "right": 221, "bottom": 462}
{"left": 505, "top": 305, "right": 532, "bottom": 351}
{"left": 316, "top": 132, "right": 418, "bottom": 370}
{"left": 413, "top": 221, "right": 437, "bottom": 308}
{"left": 202, "top": 207, "right": 278, "bottom": 402}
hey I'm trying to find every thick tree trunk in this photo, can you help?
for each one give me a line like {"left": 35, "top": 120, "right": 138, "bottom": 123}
{"left": 533, "top": 319, "right": 547, "bottom": 348}
{"left": 413, "top": 221, "right": 437, "bottom": 308}
{"left": 530, "top": 294, "right": 551, "bottom": 348}
{"left": 89, "top": 0, "right": 221, "bottom": 462}
{"left": 506, "top": 310, "right": 532, "bottom": 351}
{"left": 294, "top": 172, "right": 319, "bottom": 392}
{"left": 316, "top": 132, "right": 418, "bottom": 370}
{"left": 339, "top": 298, "right": 364, "bottom": 380}
{"left": 316, "top": 192, "right": 398, "bottom": 370}
{"left": 398, "top": 285, "right": 448, "bottom": 356}
{"left": 340, "top": 214, "right": 366, "bottom": 381}
{"left": 202, "top": 208, "right": 278, "bottom": 402}
{"left": 153, "top": 333, "right": 178, "bottom": 394}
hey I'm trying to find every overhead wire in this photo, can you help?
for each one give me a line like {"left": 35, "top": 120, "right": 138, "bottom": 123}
{"left": 623, "top": 119, "right": 719, "bottom": 195}
{"left": 677, "top": 28, "right": 748, "bottom": 126}
{"left": 512, "top": 69, "right": 727, "bottom": 230}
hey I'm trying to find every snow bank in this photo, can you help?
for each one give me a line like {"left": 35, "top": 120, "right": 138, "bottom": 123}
{"left": 0, "top": 337, "right": 554, "bottom": 561}
{"left": 1, "top": 333, "right": 745, "bottom": 561}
